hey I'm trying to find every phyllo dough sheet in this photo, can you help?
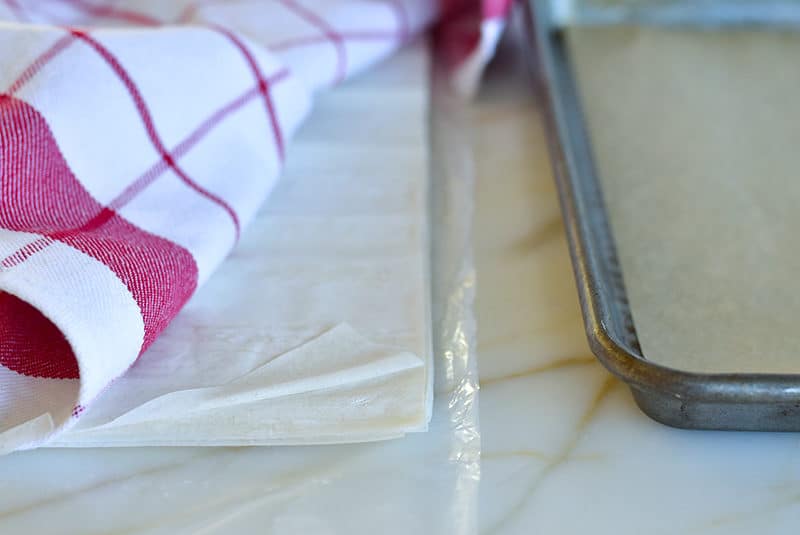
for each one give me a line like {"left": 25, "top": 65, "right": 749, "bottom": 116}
{"left": 49, "top": 42, "right": 433, "bottom": 447}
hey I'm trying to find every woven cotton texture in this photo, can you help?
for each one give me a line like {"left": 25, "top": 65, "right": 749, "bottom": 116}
{"left": 0, "top": 0, "right": 509, "bottom": 452}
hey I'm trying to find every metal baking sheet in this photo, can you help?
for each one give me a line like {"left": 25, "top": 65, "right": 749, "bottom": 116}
{"left": 522, "top": 0, "right": 800, "bottom": 431}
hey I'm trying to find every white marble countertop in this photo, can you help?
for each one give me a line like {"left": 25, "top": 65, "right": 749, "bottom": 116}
{"left": 1, "top": 31, "right": 799, "bottom": 535}
{"left": 473, "top": 33, "right": 800, "bottom": 535}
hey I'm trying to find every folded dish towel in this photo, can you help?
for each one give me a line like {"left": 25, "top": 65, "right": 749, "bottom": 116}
{"left": 0, "top": 0, "right": 509, "bottom": 452}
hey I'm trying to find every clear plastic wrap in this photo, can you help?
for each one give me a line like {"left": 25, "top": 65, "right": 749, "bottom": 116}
{"left": 0, "top": 48, "right": 481, "bottom": 535}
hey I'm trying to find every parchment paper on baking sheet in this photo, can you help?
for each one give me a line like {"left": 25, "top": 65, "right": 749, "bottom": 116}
{"left": 569, "top": 27, "right": 800, "bottom": 374}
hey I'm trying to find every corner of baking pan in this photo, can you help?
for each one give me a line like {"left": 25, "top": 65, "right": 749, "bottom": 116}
{"left": 521, "top": 0, "right": 800, "bottom": 431}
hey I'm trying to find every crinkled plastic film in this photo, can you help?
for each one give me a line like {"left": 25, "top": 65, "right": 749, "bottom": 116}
{"left": 0, "top": 46, "right": 482, "bottom": 534}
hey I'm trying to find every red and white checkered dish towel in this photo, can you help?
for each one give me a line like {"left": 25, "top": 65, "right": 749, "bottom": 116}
{"left": 0, "top": 0, "right": 510, "bottom": 452}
